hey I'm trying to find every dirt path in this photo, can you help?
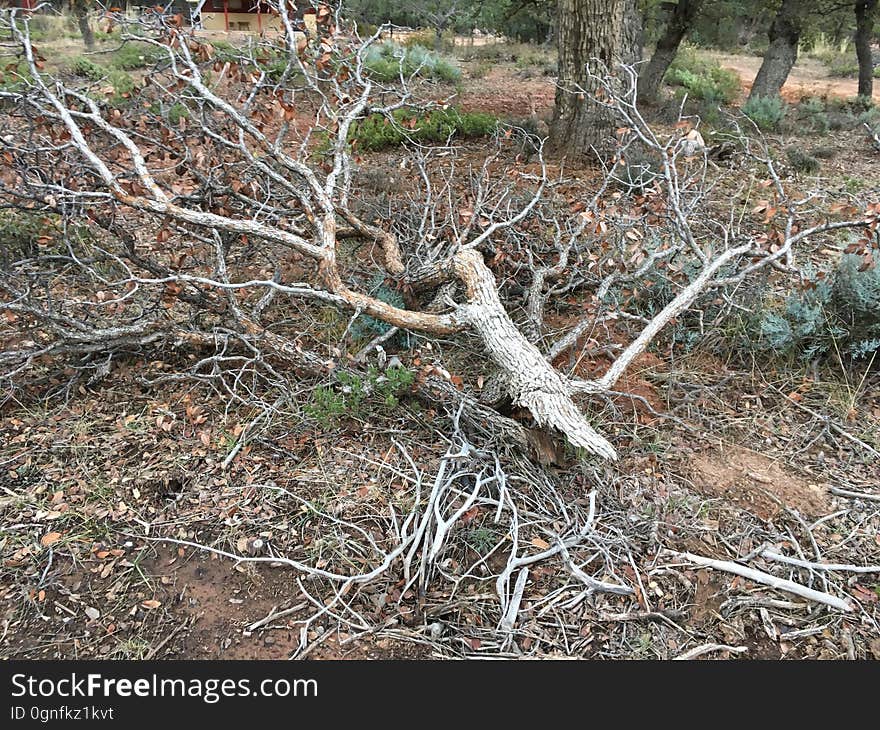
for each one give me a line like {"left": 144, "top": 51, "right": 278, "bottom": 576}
{"left": 706, "top": 51, "right": 880, "bottom": 103}
{"left": 458, "top": 52, "right": 879, "bottom": 121}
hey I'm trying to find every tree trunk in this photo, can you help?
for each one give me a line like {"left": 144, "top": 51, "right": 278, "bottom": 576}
{"left": 73, "top": 0, "right": 95, "bottom": 51}
{"left": 637, "top": 0, "right": 703, "bottom": 106}
{"left": 748, "top": 0, "right": 804, "bottom": 100}
{"left": 855, "top": 0, "right": 878, "bottom": 100}
{"left": 550, "top": 0, "right": 641, "bottom": 160}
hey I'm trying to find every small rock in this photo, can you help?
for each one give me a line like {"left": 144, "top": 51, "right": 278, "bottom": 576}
{"left": 84, "top": 607, "right": 100, "bottom": 621}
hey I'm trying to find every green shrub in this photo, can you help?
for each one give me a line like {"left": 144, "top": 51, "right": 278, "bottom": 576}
{"left": 785, "top": 147, "right": 820, "bottom": 174}
{"left": 742, "top": 95, "right": 787, "bottom": 131}
{"left": 349, "top": 107, "right": 497, "bottom": 151}
{"left": 757, "top": 254, "right": 880, "bottom": 361}
{"left": 108, "top": 42, "right": 164, "bottom": 71}
{"left": 364, "top": 42, "right": 460, "bottom": 83}
{"left": 664, "top": 48, "right": 741, "bottom": 104}
{"left": 0, "top": 212, "right": 52, "bottom": 266}
{"left": 401, "top": 29, "right": 453, "bottom": 52}
{"left": 820, "top": 52, "right": 880, "bottom": 79}
{"left": 167, "top": 102, "right": 189, "bottom": 125}
{"left": 812, "top": 145, "right": 836, "bottom": 159}
{"left": 469, "top": 60, "right": 493, "bottom": 79}
{"left": 305, "top": 366, "right": 415, "bottom": 427}
{"left": 71, "top": 56, "right": 106, "bottom": 82}
{"left": 827, "top": 56, "right": 859, "bottom": 78}
{"left": 107, "top": 69, "right": 135, "bottom": 101}
{"left": 795, "top": 96, "right": 829, "bottom": 133}
{"left": 0, "top": 61, "right": 32, "bottom": 93}
{"left": 372, "top": 365, "right": 416, "bottom": 409}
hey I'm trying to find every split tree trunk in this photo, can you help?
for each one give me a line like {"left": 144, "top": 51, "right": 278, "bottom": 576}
{"left": 637, "top": 0, "right": 704, "bottom": 106}
{"left": 452, "top": 250, "right": 617, "bottom": 460}
{"left": 748, "top": 0, "right": 804, "bottom": 101}
{"left": 855, "top": 0, "right": 877, "bottom": 100}
{"left": 550, "top": 0, "right": 641, "bottom": 160}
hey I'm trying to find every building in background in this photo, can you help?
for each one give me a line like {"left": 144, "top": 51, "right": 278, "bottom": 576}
{"left": 190, "top": 0, "right": 316, "bottom": 34}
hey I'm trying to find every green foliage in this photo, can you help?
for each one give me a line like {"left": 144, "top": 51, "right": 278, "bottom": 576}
{"left": 687, "top": 1, "right": 775, "bottom": 52}
{"left": 350, "top": 276, "right": 405, "bottom": 342}
{"left": 209, "top": 40, "right": 240, "bottom": 63}
{"left": 664, "top": 47, "right": 741, "bottom": 105}
{"left": 742, "top": 95, "right": 787, "bottom": 131}
{"left": 0, "top": 61, "right": 32, "bottom": 93}
{"left": 106, "top": 69, "right": 135, "bottom": 101}
{"left": 305, "top": 366, "right": 416, "bottom": 427}
{"left": 349, "top": 106, "right": 497, "bottom": 152}
{"left": 815, "top": 51, "right": 880, "bottom": 80}
{"left": 785, "top": 147, "right": 820, "bottom": 174}
{"left": 167, "top": 102, "right": 189, "bottom": 125}
{"left": 400, "top": 29, "right": 454, "bottom": 53}
{"left": 69, "top": 56, "right": 135, "bottom": 104}
{"left": 107, "top": 43, "right": 164, "bottom": 71}
{"left": 72, "top": 56, "right": 106, "bottom": 81}
{"left": 372, "top": 364, "right": 416, "bottom": 409}
{"left": 795, "top": 96, "right": 829, "bottom": 133}
{"left": 363, "top": 42, "right": 460, "bottom": 83}
{"left": 469, "top": 60, "right": 493, "bottom": 79}
{"left": 757, "top": 255, "right": 880, "bottom": 361}
{"left": 0, "top": 212, "right": 50, "bottom": 266}
{"left": 464, "top": 525, "right": 501, "bottom": 555}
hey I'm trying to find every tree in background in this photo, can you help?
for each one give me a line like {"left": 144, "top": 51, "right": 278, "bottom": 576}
{"left": 347, "top": 0, "right": 477, "bottom": 47}
{"left": 638, "top": 0, "right": 704, "bottom": 105}
{"left": 550, "top": 0, "right": 641, "bottom": 158}
{"left": 854, "top": 0, "right": 877, "bottom": 99}
{"left": 749, "top": 0, "right": 806, "bottom": 100}
{"left": 71, "top": 0, "right": 94, "bottom": 50}
{"left": 476, "top": 0, "right": 555, "bottom": 43}
{"left": 681, "top": 0, "right": 772, "bottom": 49}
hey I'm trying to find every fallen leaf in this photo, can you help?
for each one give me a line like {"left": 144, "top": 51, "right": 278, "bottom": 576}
{"left": 40, "top": 532, "right": 62, "bottom": 547}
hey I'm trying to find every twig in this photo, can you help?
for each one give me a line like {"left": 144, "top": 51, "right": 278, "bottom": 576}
{"left": 246, "top": 602, "right": 309, "bottom": 632}
{"left": 761, "top": 549, "right": 880, "bottom": 574}
{"left": 673, "top": 643, "right": 748, "bottom": 660}
{"left": 665, "top": 550, "right": 853, "bottom": 612}
{"left": 771, "top": 386, "right": 880, "bottom": 459}
{"left": 145, "top": 616, "right": 195, "bottom": 660}
{"left": 830, "top": 487, "right": 880, "bottom": 502}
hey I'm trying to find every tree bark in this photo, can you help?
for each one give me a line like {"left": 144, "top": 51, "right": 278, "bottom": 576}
{"left": 637, "top": 0, "right": 704, "bottom": 106}
{"left": 550, "top": 0, "right": 641, "bottom": 160}
{"left": 855, "top": 0, "right": 877, "bottom": 100}
{"left": 73, "top": 0, "right": 95, "bottom": 51}
{"left": 748, "top": 0, "right": 805, "bottom": 101}
{"left": 452, "top": 249, "right": 617, "bottom": 460}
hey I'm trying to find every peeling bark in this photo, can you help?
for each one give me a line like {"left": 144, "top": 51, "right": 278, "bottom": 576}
{"left": 453, "top": 249, "right": 617, "bottom": 460}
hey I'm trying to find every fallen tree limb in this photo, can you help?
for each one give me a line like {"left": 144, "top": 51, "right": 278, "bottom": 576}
{"left": 830, "top": 487, "right": 880, "bottom": 502}
{"left": 761, "top": 549, "right": 880, "bottom": 574}
{"left": 673, "top": 643, "right": 748, "bottom": 660}
{"left": 664, "top": 550, "right": 853, "bottom": 612}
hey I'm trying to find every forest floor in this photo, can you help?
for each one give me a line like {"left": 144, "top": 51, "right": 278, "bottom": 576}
{"left": 1, "top": 41, "right": 879, "bottom": 661}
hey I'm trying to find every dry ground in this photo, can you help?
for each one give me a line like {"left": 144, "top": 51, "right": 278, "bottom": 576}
{"left": 1, "top": 45, "right": 879, "bottom": 661}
